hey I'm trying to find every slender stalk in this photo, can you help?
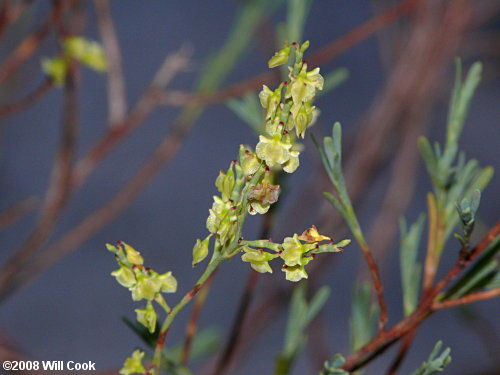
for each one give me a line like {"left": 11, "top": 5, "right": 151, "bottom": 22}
{"left": 180, "top": 272, "right": 217, "bottom": 364}
{"left": 432, "top": 288, "right": 500, "bottom": 310}
{"left": 341, "top": 220, "right": 500, "bottom": 371}
{"left": 151, "top": 256, "right": 224, "bottom": 374}
{"left": 0, "top": 79, "right": 53, "bottom": 119}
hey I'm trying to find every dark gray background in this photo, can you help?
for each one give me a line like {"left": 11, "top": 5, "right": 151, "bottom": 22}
{"left": 0, "top": 1, "right": 499, "bottom": 374}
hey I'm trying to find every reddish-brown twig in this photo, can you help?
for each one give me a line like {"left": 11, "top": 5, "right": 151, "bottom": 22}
{"left": 71, "top": 47, "right": 192, "bottom": 188}
{"left": 0, "top": 79, "right": 53, "bottom": 118}
{"left": 155, "top": 0, "right": 426, "bottom": 109}
{"left": 432, "top": 288, "right": 500, "bottom": 310}
{"left": 180, "top": 272, "right": 217, "bottom": 365}
{"left": 94, "top": 0, "right": 127, "bottom": 127}
{"left": 0, "top": 0, "right": 33, "bottom": 41}
{"left": 0, "top": 1, "right": 67, "bottom": 84}
{"left": 341, "top": 220, "right": 500, "bottom": 372}
{"left": 0, "top": 59, "right": 79, "bottom": 301}
{"left": 0, "top": 196, "right": 38, "bottom": 228}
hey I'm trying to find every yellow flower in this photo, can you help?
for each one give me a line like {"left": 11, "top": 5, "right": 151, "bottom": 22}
{"left": 255, "top": 135, "right": 292, "bottom": 168}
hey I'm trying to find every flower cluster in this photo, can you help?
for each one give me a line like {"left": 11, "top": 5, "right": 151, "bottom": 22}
{"left": 42, "top": 36, "right": 107, "bottom": 86}
{"left": 192, "top": 42, "right": 329, "bottom": 279}
{"left": 107, "top": 241, "right": 177, "bottom": 334}
{"left": 240, "top": 225, "right": 350, "bottom": 281}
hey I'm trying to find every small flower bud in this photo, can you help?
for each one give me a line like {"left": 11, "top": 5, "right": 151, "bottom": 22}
{"left": 135, "top": 301, "right": 157, "bottom": 334}
{"left": 268, "top": 45, "right": 291, "bottom": 68}
{"left": 119, "top": 349, "right": 146, "bottom": 375}
{"left": 192, "top": 237, "right": 210, "bottom": 267}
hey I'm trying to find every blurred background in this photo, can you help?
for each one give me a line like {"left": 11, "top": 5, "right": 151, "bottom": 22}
{"left": 0, "top": 1, "right": 499, "bottom": 374}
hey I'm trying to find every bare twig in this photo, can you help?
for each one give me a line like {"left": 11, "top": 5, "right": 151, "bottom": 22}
{"left": 0, "top": 0, "right": 33, "bottom": 41}
{"left": 0, "top": 59, "right": 79, "bottom": 301}
{"left": 0, "top": 1, "right": 67, "bottom": 84}
{"left": 432, "top": 288, "right": 500, "bottom": 310}
{"left": 0, "top": 79, "right": 53, "bottom": 118}
{"left": 0, "top": 196, "right": 38, "bottom": 228}
{"left": 94, "top": 0, "right": 127, "bottom": 127}
{"left": 181, "top": 272, "right": 216, "bottom": 365}
{"left": 209, "top": 270, "right": 260, "bottom": 375}
{"left": 155, "top": 0, "right": 426, "bottom": 109}
{"left": 72, "top": 47, "right": 192, "bottom": 188}
{"left": 341, "top": 220, "right": 500, "bottom": 372}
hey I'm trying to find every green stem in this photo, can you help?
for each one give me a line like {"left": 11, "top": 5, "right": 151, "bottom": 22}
{"left": 151, "top": 255, "right": 224, "bottom": 374}
{"left": 240, "top": 239, "right": 282, "bottom": 252}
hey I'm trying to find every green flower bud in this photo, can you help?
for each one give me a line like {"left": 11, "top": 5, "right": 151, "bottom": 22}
{"left": 41, "top": 57, "right": 67, "bottom": 87}
{"left": 119, "top": 349, "right": 146, "bottom": 375}
{"left": 63, "top": 37, "right": 107, "bottom": 72}
{"left": 206, "top": 196, "right": 232, "bottom": 233}
{"left": 121, "top": 242, "right": 144, "bottom": 266}
{"left": 268, "top": 45, "right": 291, "bottom": 68}
{"left": 240, "top": 150, "right": 261, "bottom": 176}
{"left": 259, "top": 84, "right": 282, "bottom": 120}
{"left": 158, "top": 271, "right": 177, "bottom": 293}
{"left": 135, "top": 301, "right": 157, "bottom": 333}
{"left": 111, "top": 266, "right": 136, "bottom": 288}
{"left": 255, "top": 135, "right": 292, "bottom": 168}
{"left": 241, "top": 247, "right": 275, "bottom": 273}
{"left": 192, "top": 237, "right": 210, "bottom": 266}
{"left": 215, "top": 166, "right": 235, "bottom": 201}
{"left": 282, "top": 264, "right": 308, "bottom": 282}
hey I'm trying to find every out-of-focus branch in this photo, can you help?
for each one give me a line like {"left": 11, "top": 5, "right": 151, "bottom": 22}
{"left": 154, "top": 0, "right": 426, "bottom": 109}
{"left": 341, "top": 220, "right": 500, "bottom": 372}
{"left": 180, "top": 272, "right": 216, "bottom": 365}
{"left": 0, "top": 0, "right": 33, "bottom": 41}
{"left": 72, "top": 47, "right": 192, "bottom": 188}
{"left": 0, "top": 196, "right": 38, "bottom": 228}
{"left": 0, "top": 79, "right": 53, "bottom": 118}
{"left": 432, "top": 288, "right": 500, "bottom": 310}
{"left": 0, "top": 1, "right": 67, "bottom": 84}
{"left": 0, "top": 48, "right": 192, "bottom": 300}
{"left": 94, "top": 0, "right": 127, "bottom": 127}
{"left": 0, "top": 60, "right": 79, "bottom": 301}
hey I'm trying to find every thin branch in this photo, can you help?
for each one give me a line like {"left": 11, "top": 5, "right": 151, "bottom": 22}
{"left": 209, "top": 270, "right": 260, "bottom": 375}
{"left": 385, "top": 330, "right": 416, "bottom": 375}
{"left": 180, "top": 272, "right": 216, "bottom": 365}
{"left": 309, "top": 0, "right": 424, "bottom": 67}
{"left": 359, "top": 243, "right": 389, "bottom": 331}
{"left": 0, "top": 48, "right": 192, "bottom": 300}
{"left": 0, "top": 196, "right": 38, "bottom": 228}
{"left": 155, "top": 0, "right": 426, "bottom": 109}
{"left": 5, "top": 109, "right": 199, "bottom": 298}
{"left": 341, "top": 219, "right": 500, "bottom": 372}
{"left": 72, "top": 47, "right": 192, "bottom": 188}
{"left": 0, "top": 0, "right": 33, "bottom": 41}
{"left": 0, "top": 1, "right": 67, "bottom": 84}
{"left": 94, "top": 0, "right": 127, "bottom": 127}
{"left": 0, "top": 79, "right": 53, "bottom": 119}
{"left": 432, "top": 288, "right": 500, "bottom": 310}
{"left": 0, "top": 59, "right": 79, "bottom": 301}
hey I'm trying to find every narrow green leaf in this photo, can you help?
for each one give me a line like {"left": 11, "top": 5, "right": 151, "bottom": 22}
{"left": 410, "top": 341, "right": 452, "bottom": 375}
{"left": 227, "top": 92, "right": 263, "bottom": 133}
{"left": 318, "top": 68, "right": 349, "bottom": 98}
{"left": 349, "top": 282, "right": 378, "bottom": 353}
{"left": 400, "top": 214, "right": 425, "bottom": 316}
{"left": 444, "top": 235, "right": 500, "bottom": 299}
